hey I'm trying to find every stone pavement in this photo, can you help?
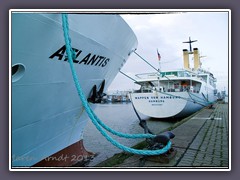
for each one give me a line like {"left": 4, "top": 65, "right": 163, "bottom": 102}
{"left": 96, "top": 103, "right": 229, "bottom": 168}
{"left": 175, "top": 103, "right": 229, "bottom": 167}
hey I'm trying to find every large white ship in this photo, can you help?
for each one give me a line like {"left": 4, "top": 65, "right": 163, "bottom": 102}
{"left": 130, "top": 39, "right": 217, "bottom": 119}
{"left": 11, "top": 12, "right": 137, "bottom": 167}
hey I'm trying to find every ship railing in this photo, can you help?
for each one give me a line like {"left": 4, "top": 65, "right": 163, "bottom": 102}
{"left": 133, "top": 85, "right": 200, "bottom": 94}
{"left": 158, "top": 85, "right": 200, "bottom": 93}
{"left": 133, "top": 88, "right": 153, "bottom": 93}
{"left": 135, "top": 72, "right": 159, "bottom": 79}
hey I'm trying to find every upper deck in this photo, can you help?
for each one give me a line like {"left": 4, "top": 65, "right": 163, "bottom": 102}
{"left": 135, "top": 69, "right": 216, "bottom": 85}
{"left": 133, "top": 69, "right": 217, "bottom": 93}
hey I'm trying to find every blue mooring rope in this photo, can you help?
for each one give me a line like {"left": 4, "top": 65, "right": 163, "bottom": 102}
{"left": 61, "top": 14, "right": 171, "bottom": 155}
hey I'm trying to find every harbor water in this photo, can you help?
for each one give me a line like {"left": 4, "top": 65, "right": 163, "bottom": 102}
{"left": 82, "top": 102, "right": 175, "bottom": 167}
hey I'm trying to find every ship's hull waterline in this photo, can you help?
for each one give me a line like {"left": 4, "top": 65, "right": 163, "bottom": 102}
{"left": 11, "top": 13, "right": 137, "bottom": 167}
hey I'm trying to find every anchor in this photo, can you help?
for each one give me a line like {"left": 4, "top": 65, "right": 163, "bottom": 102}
{"left": 88, "top": 80, "right": 106, "bottom": 103}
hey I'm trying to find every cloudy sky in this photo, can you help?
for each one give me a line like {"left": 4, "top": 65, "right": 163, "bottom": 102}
{"left": 108, "top": 10, "right": 230, "bottom": 94}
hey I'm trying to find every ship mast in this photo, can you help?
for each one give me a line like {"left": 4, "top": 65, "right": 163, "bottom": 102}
{"left": 183, "top": 36, "right": 197, "bottom": 54}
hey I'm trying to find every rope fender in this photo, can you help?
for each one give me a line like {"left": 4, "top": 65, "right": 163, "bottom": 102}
{"left": 61, "top": 14, "right": 171, "bottom": 155}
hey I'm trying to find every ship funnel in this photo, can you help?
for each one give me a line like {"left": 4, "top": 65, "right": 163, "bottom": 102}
{"left": 193, "top": 48, "right": 200, "bottom": 70}
{"left": 183, "top": 49, "right": 190, "bottom": 70}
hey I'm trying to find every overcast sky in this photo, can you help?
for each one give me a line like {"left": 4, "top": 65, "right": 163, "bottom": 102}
{"left": 108, "top": 11, "right": 229, "bottom": 94}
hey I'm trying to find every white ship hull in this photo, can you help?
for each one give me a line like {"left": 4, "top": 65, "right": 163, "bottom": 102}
{"left": 130, "top": 38, "right": 218, "bottom": 121}
{"left": 130, "top": 68, "right": 217, "bottom": 120}
{"left": 11, "top": 13, "right": 137, "bottom": 167}
{"left": 131, "top": 91, "right": 214, "bottom": 119}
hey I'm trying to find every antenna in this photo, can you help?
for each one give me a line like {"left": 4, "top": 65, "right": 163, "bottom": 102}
{"left": 183, "top": 37, "right": 197, "bottom": 53}
{"left": 199, "top": 51, "right": 206, "bottom": 68}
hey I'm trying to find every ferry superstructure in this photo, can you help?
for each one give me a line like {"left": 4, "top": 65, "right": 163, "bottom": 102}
{"left": 130, "top": 45, "right": 217, "bottom": 119}
{"left": 11, "top": 12, "right": 137, "bottom": 167}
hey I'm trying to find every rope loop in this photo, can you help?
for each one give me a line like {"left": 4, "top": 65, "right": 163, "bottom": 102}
{"left": 61, "top": 14, "right": 171, "bottom": 155}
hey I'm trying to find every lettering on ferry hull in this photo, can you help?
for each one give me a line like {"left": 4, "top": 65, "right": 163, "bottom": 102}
{"left": 134, "top": 96, "right": 181, "bottom": 100}
{"left": 134, "top": 95, "right": 182, "bottom": 105}
{"left": 49, "top": 45, "right": 110, "bottom": 67}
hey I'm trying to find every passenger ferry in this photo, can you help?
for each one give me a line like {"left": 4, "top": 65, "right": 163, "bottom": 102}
{"left": 130, "top": 41, "right": 217, "bottom": 119}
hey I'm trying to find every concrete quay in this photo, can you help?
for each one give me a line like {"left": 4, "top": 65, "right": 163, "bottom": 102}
{"left": 95, "top": 103, "right": 229, "bottom": 169}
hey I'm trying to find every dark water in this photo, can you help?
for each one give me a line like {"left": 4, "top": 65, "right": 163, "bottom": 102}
{"left": 83, "top": 103, "right": 175, "bottom": 166}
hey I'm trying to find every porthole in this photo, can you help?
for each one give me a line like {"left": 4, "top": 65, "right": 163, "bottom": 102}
{"left": 12, "top": 64, "right": 25, "bottom": 83}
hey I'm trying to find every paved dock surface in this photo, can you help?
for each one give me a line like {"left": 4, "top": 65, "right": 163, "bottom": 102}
{"left": 94, "top": 103, "right": 229, "bottom": 169}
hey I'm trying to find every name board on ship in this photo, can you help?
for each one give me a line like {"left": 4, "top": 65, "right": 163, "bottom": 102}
{"left": 49, "top": 45, "right": 110, "bottom": 68}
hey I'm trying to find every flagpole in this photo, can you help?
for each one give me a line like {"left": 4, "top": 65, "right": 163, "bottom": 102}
{"left": 157, "top": 49, "right": 161, "bottom": 74}
{"left": 159, "top": 60, "right": 161, "bottom": 73}
{"left": 157, "top": 49, "right": 161, "bottom": 91}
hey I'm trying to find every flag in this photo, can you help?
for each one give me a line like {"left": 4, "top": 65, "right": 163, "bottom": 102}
{"left": 157, "top": 49, "right": 161, "bottom": 61}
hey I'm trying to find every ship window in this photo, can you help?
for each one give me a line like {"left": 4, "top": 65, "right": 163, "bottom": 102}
{"left": 166, "top": 71, "right": 177, "bottom": 76}
{"left": 178, "top": 71, "right": 184, "bottom": 77}
{"left": 184, "top": 72, "right": 190, "bottom": 77}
